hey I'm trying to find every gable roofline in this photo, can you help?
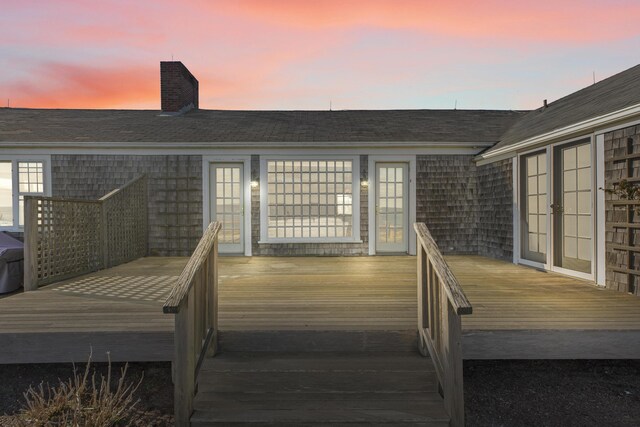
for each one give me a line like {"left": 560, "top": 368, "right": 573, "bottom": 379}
{"left": 475, "top": 63, "right": 640, "bottom": 164}
{"left": 475, "top": 101, "right": 640, "bottom": 165}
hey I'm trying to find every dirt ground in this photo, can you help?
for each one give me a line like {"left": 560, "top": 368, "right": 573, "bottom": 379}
{"left": 465, "top": 360, "right": 640, "bottom": 426}
{"left": 0, "top": 360, "right": 638, "bottom": 426}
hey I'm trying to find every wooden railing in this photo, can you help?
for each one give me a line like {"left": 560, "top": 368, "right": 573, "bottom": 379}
{"left": 163, "top": 221, "right": 221, "bottom": 427}
{"left": 100, "top": 175, "right": 148, "bottom": 268}
{"left": 24, "top": 175, "right": 148, "bottom": 290}
{"left": 414, "top": 222, "right": 472, "bottom": 427}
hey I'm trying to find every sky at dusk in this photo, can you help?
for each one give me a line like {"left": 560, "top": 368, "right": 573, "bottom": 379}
{"left": 1, "top": 0, "right": 639, "bottom": 111}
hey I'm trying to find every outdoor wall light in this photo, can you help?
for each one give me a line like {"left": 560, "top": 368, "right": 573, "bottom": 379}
{"left": 250, "top": 181, "right": 259, "bottom": 188}
{"left": 361, "top": 180, "right": 369, "bottom": 187}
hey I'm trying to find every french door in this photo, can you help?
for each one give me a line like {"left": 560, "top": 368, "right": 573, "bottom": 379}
{"left": 520, "top": 139, "right": 593, "bottom": 278}
{"left": 375, "top": 163, "right": 409, "bottom": 253}
{"left": 210, "top": 163, "right": 244, "bottom": 253}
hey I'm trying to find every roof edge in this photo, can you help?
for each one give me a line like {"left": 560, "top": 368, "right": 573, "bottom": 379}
{"left": 475, "top": 102, "right": 640, "bottom": 164}
{"left": 0, "top": 140, "right": 496, "bottom": 150}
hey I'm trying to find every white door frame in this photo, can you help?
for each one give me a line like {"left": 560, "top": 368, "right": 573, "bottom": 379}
{"left": 514, "top": 135, "right": 598, "bottom": 282}
{"left": 368, "top": 155, "right": 416, "bottom": 255}
{"left": 202, "top": 155, "right": 252, "bottom": 256}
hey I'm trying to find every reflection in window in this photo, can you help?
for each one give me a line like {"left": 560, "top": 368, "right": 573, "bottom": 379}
{"left": 266, "top": 160, "right": 353, "bottom": 239}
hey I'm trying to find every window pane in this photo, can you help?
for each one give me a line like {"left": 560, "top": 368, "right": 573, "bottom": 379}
{"left": 0, "top": 162, "right": 12, "bottom": 227}
{"left": 266, "top": 160, "right": 354, "bottom": 239}
{"left": 18, "top": 162, "right": 44, "bottom": 195}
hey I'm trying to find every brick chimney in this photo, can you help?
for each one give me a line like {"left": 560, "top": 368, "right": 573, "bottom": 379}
{"left": 160, "top": 61, "right": 199, "bottom": 113}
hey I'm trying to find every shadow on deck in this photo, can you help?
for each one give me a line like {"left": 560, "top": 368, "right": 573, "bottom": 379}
{"left": 0, "top": 255, "right": 639, "bottom": 363}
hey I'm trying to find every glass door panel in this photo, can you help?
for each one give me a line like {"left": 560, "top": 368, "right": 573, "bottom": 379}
{"left": 210, "top": 163, "right": 244, "bottom": 253}
{"left": 553, "top": 141, "right": 592, "bottom": 273}
{"left": 376, "top": 163, "right": 409, "bottom": 253}
{"left": 521, "top": 152, "right": 548, "bottom": 263}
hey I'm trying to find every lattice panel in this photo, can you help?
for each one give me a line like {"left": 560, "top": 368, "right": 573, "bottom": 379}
{"left": 25, "top": 175, "right": 149, "bottom": 289}
{"left": 34, "top": 198, "right": 103, "bottom": 286}
{"left": 102, "top": 175, "right": 148, "bottom": 267}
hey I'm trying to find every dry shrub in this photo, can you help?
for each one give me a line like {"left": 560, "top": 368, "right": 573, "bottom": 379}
{"left": 13, "top": 353, "right": 142, "bottom": 427}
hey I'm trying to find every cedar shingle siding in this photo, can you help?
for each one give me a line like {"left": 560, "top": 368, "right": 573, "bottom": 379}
{"left": 416, "top": 155, "right": 478, "bottom": 254}
{"left": 604, "top": 124, "right": 640, "bottom": 296}
{"left": 477, "top": 159, "right": 513, "bottom": 261}
{"left": 50, "top": 154, "right": 516, "bottom": 258}
{"left": 51, "top": 155, "right": 202, "bottom": 256}
{"left": 415, "top": 155, "right": 513, "bottom": 260}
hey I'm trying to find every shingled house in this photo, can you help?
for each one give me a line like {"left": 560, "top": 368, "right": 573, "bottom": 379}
{"left": 1, "top": 61, "right": 639, "bottom": 295}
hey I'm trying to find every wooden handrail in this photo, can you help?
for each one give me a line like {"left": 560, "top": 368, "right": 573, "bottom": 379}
{"left": 163, "top": 221, "right": 221, "bottom": 426}
{"left": 99, "top": 174, "right": 147, "bottom": 201}
{"left": 414, "top": 222, "right": 472, "bottom": 315}
{"left": 414, "top": 222, "right": 472, "bottom": 427}
{"left": 163, "top": 221, "right": 221, "bottom": 313}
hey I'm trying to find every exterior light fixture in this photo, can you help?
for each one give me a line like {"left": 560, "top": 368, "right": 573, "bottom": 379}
{"left": 250, "top": 181, "right": 259, "bottom": 188}
{"left": 361, "top": 180, "right": 369, "bottom": 187}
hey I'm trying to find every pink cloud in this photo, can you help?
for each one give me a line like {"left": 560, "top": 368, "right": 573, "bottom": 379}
{"left": 2, "top": 63, "right": 158, "bottom": 109}
{"left": 214, "top": 0, "right": 639, "bottom": 42}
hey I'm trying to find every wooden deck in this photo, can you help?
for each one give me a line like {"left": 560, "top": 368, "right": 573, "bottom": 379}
{"left": 0, "top": 255, "right": 639, "bottom": 363}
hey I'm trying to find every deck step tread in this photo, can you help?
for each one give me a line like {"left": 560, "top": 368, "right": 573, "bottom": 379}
{"left": 192, "top": 352, "right": 447, "bottom": 426}
{"left": 218, "top": 330, "right": 418, "bottom": 352}
{"left": 191, "top": 407, "right": 450, "bottom": 425}
{"left": 199, "top": 352, "right": 434, "bottom": 373}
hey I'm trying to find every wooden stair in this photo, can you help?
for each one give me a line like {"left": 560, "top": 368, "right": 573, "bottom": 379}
{"left": 190, "top": 331, "right": 449, "bottom": 426}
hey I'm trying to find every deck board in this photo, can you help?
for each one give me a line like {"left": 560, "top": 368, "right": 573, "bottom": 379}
{"left": 0, "top": 255, "right": 639, "bottom": 362}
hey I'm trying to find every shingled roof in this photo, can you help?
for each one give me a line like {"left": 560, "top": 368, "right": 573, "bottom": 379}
{"left": 0, "top": 108, "right": 524, "bottom": 146}
{"left": 483, "top": 64, "right": 640, "bottom": 156}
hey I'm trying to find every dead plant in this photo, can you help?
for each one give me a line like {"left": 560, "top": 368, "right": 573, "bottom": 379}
{"left": 13, "top": 352, "right": 143, "bottom": 427}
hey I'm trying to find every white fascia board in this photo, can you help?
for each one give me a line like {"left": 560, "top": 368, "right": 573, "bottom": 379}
{"left": 0, "top": 140, "right": 493, "bottom": 150}
{"left": 0, "top": 145, "right": 492, "bottom": 156}
{"left": 475, "top": 102, "right": 640, "bottom": 164}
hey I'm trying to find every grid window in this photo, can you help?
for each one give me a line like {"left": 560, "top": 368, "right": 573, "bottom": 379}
{"left": 18, "top": 162, "right": 45, "bottom": 227}
{"left": 215, "top": 166, "right": 242, "bottom": 244}
{"left": 562, "top": 144, "right": 591, "bottom": 262}
{"left": 266, "top": 160, "right": 354, "bottom": 240}
{"left": 377, "top": 166, "right": 405, "bottom": 244}
{"left": 0, "top": 159, "right": 47, "bottom": 230}
{"left": 523, "top": 153, "right": 547, "bottom": 258}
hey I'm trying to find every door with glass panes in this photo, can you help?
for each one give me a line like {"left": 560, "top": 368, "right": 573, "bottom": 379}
{"left": 375, "top": 163, "right": 409, "bottom": 253}
{"left": 210, "top": 163, "right": 244, "bottom": 253}
{"left": 520, "top": 139, "right": 593, "bottom": 277}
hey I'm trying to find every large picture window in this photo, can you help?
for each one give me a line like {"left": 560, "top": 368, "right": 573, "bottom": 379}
{"left": 0, "top": 158, "right": 48, "bottom": 230}
{"left": 264, "top": 159, "right": 357, "bottom": 241}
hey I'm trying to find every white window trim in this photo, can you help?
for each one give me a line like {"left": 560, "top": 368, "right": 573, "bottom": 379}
{"left": 259, "top": 155, "right": 361, "bottom": 244}
{"left": 0, "top": 155, "right": 51, "bottom": 232}
{"left": 368, "top": 155, "right": 417, "bottom": 256}
{"left": 202, "top": 155, "right": 252, "bottom": 256}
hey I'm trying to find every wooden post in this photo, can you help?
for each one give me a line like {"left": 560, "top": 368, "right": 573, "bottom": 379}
{"left": 162, "top": 222, "right": 222, "bottom": 426}
{"left": 413, "top": 222, "right": 472, "bottom": 427}
{"left": 416, "top": 245, "right": 429, "bottom": 356}
{"left": 174, "top": 291, "right": 196, "bottom": 426}
{"left": 445, "top": 301, "right": 465, "bottom": 427}
{"left": 100, "top": 200, "right": 109, "bottom": 269}
{"left": 206, "top": 238, "right": 219, "bottom": 357}
{"left": 23, "top": 197, "right": 38, "bottom": 291}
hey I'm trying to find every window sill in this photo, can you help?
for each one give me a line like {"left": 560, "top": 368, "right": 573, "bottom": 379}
{"left": 258, "top": 239, "right": 363, "bottom": 245}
